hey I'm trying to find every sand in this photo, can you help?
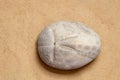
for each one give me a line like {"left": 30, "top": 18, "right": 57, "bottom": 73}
{"left": 0, "top": 0, "right": 120, "bottom": 80}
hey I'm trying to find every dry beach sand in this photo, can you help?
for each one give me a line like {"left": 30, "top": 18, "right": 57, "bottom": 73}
{"left": 0, "top": 0, "right": 120, "bottom": 80}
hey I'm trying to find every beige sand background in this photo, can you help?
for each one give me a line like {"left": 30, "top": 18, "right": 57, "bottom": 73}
{"left": 0, "top": 0, "right": 120, "bottom": 80}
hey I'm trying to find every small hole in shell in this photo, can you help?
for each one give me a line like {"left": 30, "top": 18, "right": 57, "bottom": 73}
{"left": 84, "top": 45, "right": 90, "bottom": 50}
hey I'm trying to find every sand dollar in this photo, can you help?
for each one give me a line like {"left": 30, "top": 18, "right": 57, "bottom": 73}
{"left": 38, "top": 21, "right": 101, "bottom": 70}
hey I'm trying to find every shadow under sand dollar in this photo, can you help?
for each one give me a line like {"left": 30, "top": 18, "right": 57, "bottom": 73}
{"left": 35, "top": 39, "right": 96, "bottom": 74}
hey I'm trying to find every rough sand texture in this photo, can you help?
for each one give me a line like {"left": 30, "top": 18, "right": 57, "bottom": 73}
{"left": 0, "top": 0, "right": 120, "bottom": 80}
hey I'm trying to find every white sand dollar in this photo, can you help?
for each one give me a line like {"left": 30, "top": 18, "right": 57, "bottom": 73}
{"left": 38, "top": 21, "right": 101, "bottom": 70}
